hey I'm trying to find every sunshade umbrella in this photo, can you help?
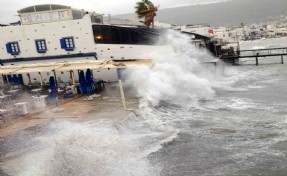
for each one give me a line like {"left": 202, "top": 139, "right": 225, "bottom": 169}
{"left": 86, "top": 69, "right": 94, "bottom": 86}
{"left": 49, "top": 76, "right": 58, "bottom": 104}
{"left": 79, "top": 70, "right": 87, "bottom": 94}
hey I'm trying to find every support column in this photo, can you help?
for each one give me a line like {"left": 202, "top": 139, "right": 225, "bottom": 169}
{"left": 52, "top": 70, "right": 58, "bottom": 88}
{"left": 119, "top": 79, "right": 126, "bottom": 111}
{"left": 281, "top": 55, "right": 284, "bottom": 64}
{"left": 38, "top": 72, "right": 43, "bottom": 87}
{"left": 256, "top": 53, "right": 259, "bottom": 66}
{"left": 70, "top": 70, "right": 77, "bottom": 94}
{"left": 6, "top": 75, "right": 10, "bottom": 85}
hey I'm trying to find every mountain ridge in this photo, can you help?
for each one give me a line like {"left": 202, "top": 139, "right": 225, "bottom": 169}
{"left": 115, "top": 0, "right": 287, "bottom": 27}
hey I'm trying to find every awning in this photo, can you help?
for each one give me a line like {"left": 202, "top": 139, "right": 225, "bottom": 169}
{"left": 104, "top": 60, "right": 153, "bottom": 69}
{"left": 55, "top": 61, "right": 105, "bottom": 71}
{"left": 0, "top": 59, "right": 153, "bottom": 74}
{"left": 13, "top": 65, "right": 60, "bottom": 74}
{"left": 0, "top": 67, "right": 21, "bottom": 74}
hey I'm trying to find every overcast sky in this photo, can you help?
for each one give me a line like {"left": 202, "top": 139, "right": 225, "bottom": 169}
{"left": 0, "top": 0, "right": 229, "bottom": 23}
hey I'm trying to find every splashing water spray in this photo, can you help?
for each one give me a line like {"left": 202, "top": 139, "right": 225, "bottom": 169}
{"left": 126, "top": 30, "right": 233, "bottom": 108}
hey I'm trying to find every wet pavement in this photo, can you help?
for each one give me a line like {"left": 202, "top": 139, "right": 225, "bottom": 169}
{"left": 0, "top": 86, "right": 138, "bottom": 176}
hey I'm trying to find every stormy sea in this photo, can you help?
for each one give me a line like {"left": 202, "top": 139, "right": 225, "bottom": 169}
{"left": 1, "top": 33, "right": 287, "bottom": 176}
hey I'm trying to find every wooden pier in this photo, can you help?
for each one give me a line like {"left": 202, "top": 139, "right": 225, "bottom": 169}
{"left": 222, "top": 47, "right": 287, "bottom": 65}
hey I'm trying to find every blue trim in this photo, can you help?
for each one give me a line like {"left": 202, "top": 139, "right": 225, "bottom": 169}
{"left": 65, "top": 48, "right": 74, "bottom": 51}
{"left": 37, "top": 50, "right": 47, "bottom": 53}
{"left": 1, "top": 53, "right": 97, "bottom": 64}
{"left": 6, "top": 43, "right": 12, "bottom": 53}
{"left": 60, "top": 39, "right": 66, "bottom": 49}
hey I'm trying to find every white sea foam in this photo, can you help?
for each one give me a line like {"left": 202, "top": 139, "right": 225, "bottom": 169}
{"left": 4, "top": 121, "right": 160, "bottom": 176}
{"left": 204, "top": 97, "right": 256, "bottom": 111}
{"left": 126, "top": 30, "right": 238, "bottom": 107}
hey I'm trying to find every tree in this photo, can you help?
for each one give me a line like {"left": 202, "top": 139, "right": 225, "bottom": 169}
{"left": 135, "top": 0, "right": 158, "bottom": 28}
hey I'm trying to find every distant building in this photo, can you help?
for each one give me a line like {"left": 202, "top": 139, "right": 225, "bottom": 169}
{"left": 180, "top": 24, "right": 214, "bottom": 37}
{"left": 213, "top": 27, "right": 231, "bottom": 43}
{"left": 276, "top": 27, "right": 287, "bottom": 37}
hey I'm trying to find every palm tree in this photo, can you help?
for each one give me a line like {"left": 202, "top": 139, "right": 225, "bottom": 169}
{"left": 135, "top": 0, "right": 158, "bottom": 28}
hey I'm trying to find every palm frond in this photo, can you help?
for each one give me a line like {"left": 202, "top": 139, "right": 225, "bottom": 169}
{"left": 135, "top": 0, "right": 150, "bottom": 18}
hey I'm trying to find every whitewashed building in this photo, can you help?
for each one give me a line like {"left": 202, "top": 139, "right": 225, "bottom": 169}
{"left": 0, "top": 4, "right": 168, "bottom": 85}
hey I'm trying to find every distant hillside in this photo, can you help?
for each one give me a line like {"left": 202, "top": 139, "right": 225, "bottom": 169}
{"left": 115, "top": 0, "right": 287, "bottom": 27}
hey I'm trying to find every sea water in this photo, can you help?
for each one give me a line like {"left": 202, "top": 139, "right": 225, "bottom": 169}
{"left": 2, "top": 33, "right": 287, "bottom": 176}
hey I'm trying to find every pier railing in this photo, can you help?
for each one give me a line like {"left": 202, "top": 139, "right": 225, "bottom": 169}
{"left": 239, "top": 47, "right": 287, "bottom": 58}
{"left": 222, "top": 47, "right": 287, "bottom": 65}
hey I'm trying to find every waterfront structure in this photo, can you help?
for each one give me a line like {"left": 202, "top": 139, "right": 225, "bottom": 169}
{"left": 0, "top": 4, "right": 168, "bottom": 85}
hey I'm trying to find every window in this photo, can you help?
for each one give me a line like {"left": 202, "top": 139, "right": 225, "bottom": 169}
{"left": 102, "top": 26, "right": 112, "bottom": 43}
{"left": 60, "top": 37, "right": 75, "bottom": 51}
{"left": 35, "top": 39, "right": 47, "bottom": 53}
{"left": 92, "top": 25, "right": 164, "bottom": 45}
{"left": 6, "top": 42, "right": 20, "bottom": 55}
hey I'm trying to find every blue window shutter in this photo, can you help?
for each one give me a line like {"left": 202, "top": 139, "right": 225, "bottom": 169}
{"left": 6, "top": 43, "right": 12, "bottom": 53}
{"left": 60, "top": 39, "right": 66, "bottom": 49}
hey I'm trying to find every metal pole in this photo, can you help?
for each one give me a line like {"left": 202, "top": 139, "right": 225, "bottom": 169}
{"left": 52, "top": 70, "right": 58, "bottom": 88}
{"left": 256, "top": 53, "right": 259, "bottom": 66}
{"left": 0, "top": 74, "right": 4, "bottom": 85}
{"left": 70, "top": 70, "right": 77, "bottom": 94}
{"left": 119, "top": 79, "right": 127, "bottom": 111}
{"left": 6, "top": 75, "right": 10, "bottom": 85}
{"left": 214, "top": 45, "right": 218, "bottom": 57}
{"left": 38, "top": 72, "right": 43, "bottom": 87}
{"left": 281, "top": 55, "right": 284, "bottom": 64}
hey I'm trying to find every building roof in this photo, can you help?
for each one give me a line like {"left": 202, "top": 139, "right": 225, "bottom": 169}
{"left": 18, "top": 4, "right": 72, "bottom": 14}
{"left": 103, "top": 17, "right": 144, "bottom": 27}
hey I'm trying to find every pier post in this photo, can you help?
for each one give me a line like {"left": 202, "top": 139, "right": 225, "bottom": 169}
{"left": 232, "top": 58, "right": 235, "bottom": 65}
{"left": 256, "top": 53, "right": 259, "bottom": 66}
{"left": 281, "top": 55, "right": 284, "bottom": 64}
{"left": 119, "top": 79, "right": 127, "bottom": 111}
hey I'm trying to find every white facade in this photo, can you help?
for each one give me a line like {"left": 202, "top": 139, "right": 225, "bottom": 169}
{"left": 213, "top": 27, "right": 231, "bottom": 42}
{"left": 0, "top": 5, "right": 170, "bottom": 85}
{"left": 17, "top": 4, "right": 102, "bottom": 25}
{"left": 1, "top": 15, "right": 166, "bottom": 63}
